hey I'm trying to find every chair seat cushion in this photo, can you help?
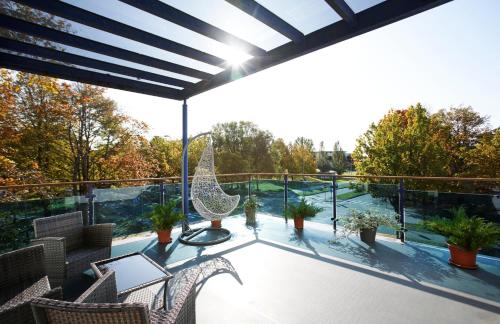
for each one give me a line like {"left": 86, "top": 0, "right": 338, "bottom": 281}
{"left": 67, "top": 247, "right": 109, "bottom": 278}
{"left": 119, "top": 282, "right": 165, "bottom": 310}
{"left": 0, "top": 276, "right": 50, "bottom": 310}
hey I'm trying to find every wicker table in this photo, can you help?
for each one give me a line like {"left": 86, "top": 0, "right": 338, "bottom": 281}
{"left": 91, "top": 252, "right": 172, "bottom": 310}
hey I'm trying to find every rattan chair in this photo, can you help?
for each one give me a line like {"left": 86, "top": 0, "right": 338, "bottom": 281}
{"left": 31, "top": 267, "right": 200, "bottom": 324}
{"left": 0, "top": 245, "right": 62, "bottom": 324}
{"left": 31, "top": 211, "right": 114, "bottom": 287}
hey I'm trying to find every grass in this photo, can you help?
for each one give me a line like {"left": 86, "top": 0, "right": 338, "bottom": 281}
{"left": 291, "top": 188, "right": 330, "bottom": 196}
{"left": 253, "top": 182, "right": 283, "bottom": 192}
{"left": 337, "top": 191, "right": 367, "bottom": 201}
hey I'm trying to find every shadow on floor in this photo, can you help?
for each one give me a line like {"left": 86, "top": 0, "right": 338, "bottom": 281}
{"left": 257, "top": 238, "right": 500, "bottom": 314}
{"left": 64, "top": 215, "right": 500, "bottom": 316}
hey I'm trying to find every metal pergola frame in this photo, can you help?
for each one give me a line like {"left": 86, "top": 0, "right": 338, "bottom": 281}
{"left": 0, "top": 0, "right": 451, "bottom": 220}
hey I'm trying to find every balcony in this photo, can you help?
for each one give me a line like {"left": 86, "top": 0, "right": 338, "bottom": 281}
{"left": 0, "top": 174, "right": 499, "bottom": 323}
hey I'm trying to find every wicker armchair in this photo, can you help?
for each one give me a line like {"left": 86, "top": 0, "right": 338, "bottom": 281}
{"left": 0, "top": 245, "right": 62, "bottom": 324}
{"left": 31, "top": 267, "right": 200, "bottom": 324}
{"left": 31, "top": 211, "right": 114, "bottom": 287}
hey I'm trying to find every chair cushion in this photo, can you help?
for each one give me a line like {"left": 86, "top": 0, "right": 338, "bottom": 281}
{"left": 119, "top": 282, "right": 165, "bottom": 310}
{"left": 0, "top": 276, "right": 50, "bottom": 310}
{"left": 67, "top": 247, "right": 109, "bottom": 279}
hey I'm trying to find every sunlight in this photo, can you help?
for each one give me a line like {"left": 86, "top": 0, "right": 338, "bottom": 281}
{"left": 219, "top": 45, "right": 253, "bottom": 67}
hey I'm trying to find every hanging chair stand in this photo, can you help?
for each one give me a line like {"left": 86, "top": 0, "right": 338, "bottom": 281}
{"left": 178, "top": 132, "right": 237, "bottom": 246}
{"left": 178, "top": 227, "right": 231, "bottom": 246}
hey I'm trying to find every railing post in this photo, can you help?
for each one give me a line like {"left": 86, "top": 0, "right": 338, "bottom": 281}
{"left": 181, "top": 99, "right": 189, "bottom": 217}
{"left": 248, "top": 175, "right": 252, "bottom": 197}
{"left": 86, "top": 183, "right": 95, "bottom": 225}
{"left": 159, "top": 181, "right": 165, "bottom": 205}
{"left": 331, "top": 175, "right": 337, "bottom": 231}
{"left": 284, "top": 172, "right": 288, "bottom": 223}
{"left": 398, "top": 178, "right": 405, "bottom": 242}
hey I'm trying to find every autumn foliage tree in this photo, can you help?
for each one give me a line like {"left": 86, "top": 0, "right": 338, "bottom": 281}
{"left": 353, "top": 103, "right": 498, "bottom": 178}
{"left": 288, "top": 137, "right": 316, "bottom": 174}
{"left": 0, "top": 69, "right": 153, "bottom": 188}
{"left": 211, "top": 121, "right": 275, "bottom": 174}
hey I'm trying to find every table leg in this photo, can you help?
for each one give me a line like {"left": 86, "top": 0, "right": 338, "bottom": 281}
{"left": 163, "top": 279, "right": 168, "bottom": 310}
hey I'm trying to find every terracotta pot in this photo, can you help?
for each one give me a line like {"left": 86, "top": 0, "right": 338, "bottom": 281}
{"left": 211, "top": 219, "right": 221, "bottom": 228}
{"left": 245, "top": 209, "right": 256, "bottom": 225}
{"left": 294, "top": 217, "right": 304, "bottom": 230}
{"left": 448, "top": 244, "right": 478, "bottom": 269}
{"left": 157, "top": 228, "right": 172, "bottom": 244}
{"left": 359, "top": 227, "right": 377, "bottom": 244}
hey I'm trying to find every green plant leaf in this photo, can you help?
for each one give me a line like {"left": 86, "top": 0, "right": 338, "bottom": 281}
{"left": 423, "top": 206, "right": 500, "bottom": 251}
{"left": 147, "top": 199, "right": 185, "bottom": 231}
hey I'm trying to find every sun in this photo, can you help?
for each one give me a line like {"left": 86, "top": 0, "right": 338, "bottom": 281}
{"left": 221, "top": 46, "right": 252, "bottom": 67}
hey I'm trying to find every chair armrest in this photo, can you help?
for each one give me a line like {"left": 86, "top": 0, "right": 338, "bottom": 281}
{"left": 75, "top": 271, "right": 117, "bottom": 304}
{"left": 41, "top": 286, "right": 63, "bottom": 300}
{"left": 31, "top": 237, "right": 66, "bottom": 288}
{"left": 0, "top": 282, "right": 62, "bottom": 323}
{"left": 151, "top": 268, "right": 201, "bottom": 324}
{"left": 84, "top": 223, "right": 115, "bottom": 248}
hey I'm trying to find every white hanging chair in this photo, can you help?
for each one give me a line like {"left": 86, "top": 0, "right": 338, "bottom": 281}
{"left": 190, "top": 138, "right": 240, "bottom": 221}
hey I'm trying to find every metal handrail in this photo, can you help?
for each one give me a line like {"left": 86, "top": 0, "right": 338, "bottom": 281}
{"left": 0, "top": 173, "right": 498, "bottom": 190}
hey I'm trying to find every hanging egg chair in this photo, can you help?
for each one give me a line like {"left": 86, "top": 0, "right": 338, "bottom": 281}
{"left": 179, "top": 136, "right": 239, "bottom": 246}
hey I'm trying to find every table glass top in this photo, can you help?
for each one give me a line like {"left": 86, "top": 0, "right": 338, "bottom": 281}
{"left": 97, "top": 253, "right": 168, "bottom": 293}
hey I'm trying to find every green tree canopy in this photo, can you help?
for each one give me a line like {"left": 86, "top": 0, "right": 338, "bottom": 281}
{"left": 433, "top": 106, "right": 492, "bottom": 176}
{"left": 331, "top": 141, "right": 347, "bottom": 174}
{"left": 353, "top": 103, "right": 497, "bottom": 178}
{"left": 289, "top": 137, "right": 316, "bottom": 174}
{"left": 317, "top": 141, "right": 331, "bottom": 172}
{"left": 211, "top": 121, "right": 274, "bottom": 173}
{"left": 353, "top": 103, "right": 448, "bottom": 177}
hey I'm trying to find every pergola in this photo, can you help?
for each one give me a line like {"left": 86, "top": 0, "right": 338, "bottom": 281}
{"left": 0, "top": 0, "right": 451, "bottom": 216}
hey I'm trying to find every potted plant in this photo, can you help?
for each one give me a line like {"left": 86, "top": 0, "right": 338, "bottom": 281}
{"left": 424, "top": 207, "right": 500, "bottom": 269}
{"left": 342, "top": 209, "right": 398, "bottom": 244}
{"left": 211, "top": 217, "right": 221, "bottom": 228}
{"left": 287, "top": 198, "right": 322, "bottom": 230}
{"left": 148, "top": 200, "right": 185, "bottom": 244}
{"left": 244, "top": 196, "right": 259, "bottom": 225}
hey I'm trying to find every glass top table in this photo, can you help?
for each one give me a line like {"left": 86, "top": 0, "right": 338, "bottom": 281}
{"left": 91, "top": 252, "right": 172, "bottom": 309}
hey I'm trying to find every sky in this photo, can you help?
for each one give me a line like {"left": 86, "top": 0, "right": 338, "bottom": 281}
{"left": 101, "top": 0, "right": 500, "bottom": 152}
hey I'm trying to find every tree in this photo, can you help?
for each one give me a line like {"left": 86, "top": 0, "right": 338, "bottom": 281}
{"left": 331, "top": 141, "right": 347, "bottom": 174}
{"left": 463, "top": 128, "right": 500, "bottom": 178}
{"left": 317, "top": 141, "right": 331, "bottom": 172}
{"left": 10, "top": 72, "right": 72, "bottom": 180}
{"left": 146, "top": 136, "right": 206, "bottom": 177}
{"left": 97, "top": 135, "right": 154, "bottom": 180}
{"left": 433, "top": 106, "right": 491, "bottom": 176}
{"left": 289, "top": 137, "right": 316, "bottom": 174}
{"left": 0, "top": 69, "right": 154, "bottom": 186}
{"left": 0, "top": 70, "right": 18, "bottom": 159}
{"left": 352, "top": 103, "right": 496, "bottom": 213}
{"left": 211, "top": 121, "right": 275, "bottom": 174}
{"left": 65, "top": 84, "right": 151, "bottom": 182}
{"left": 353, "top": 103, "right": 448, "bottom": 177}
{"left": 270, "top": 138, "right": 291, "bottom": 172}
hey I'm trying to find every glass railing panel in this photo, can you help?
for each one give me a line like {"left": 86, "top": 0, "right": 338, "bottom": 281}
{"left": 163, "top": 182, "right": 195, "bottom": 223}
{"left": 251, "top": 178, "right": 285, "bottom": 217}
{"left": 93, "top": 184, "right": 160, "bottom": 237}
{"left": 288, "top": 176, "right": 333, "bottom": 225}
{"left": 335, "top": 179, "right": 400, "bottom": 237}
{"left": 404, "top": 190, "right": 500, "bottom": 257}
{"left": 0, "top": 186, "right": 86, "bottom": 253}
